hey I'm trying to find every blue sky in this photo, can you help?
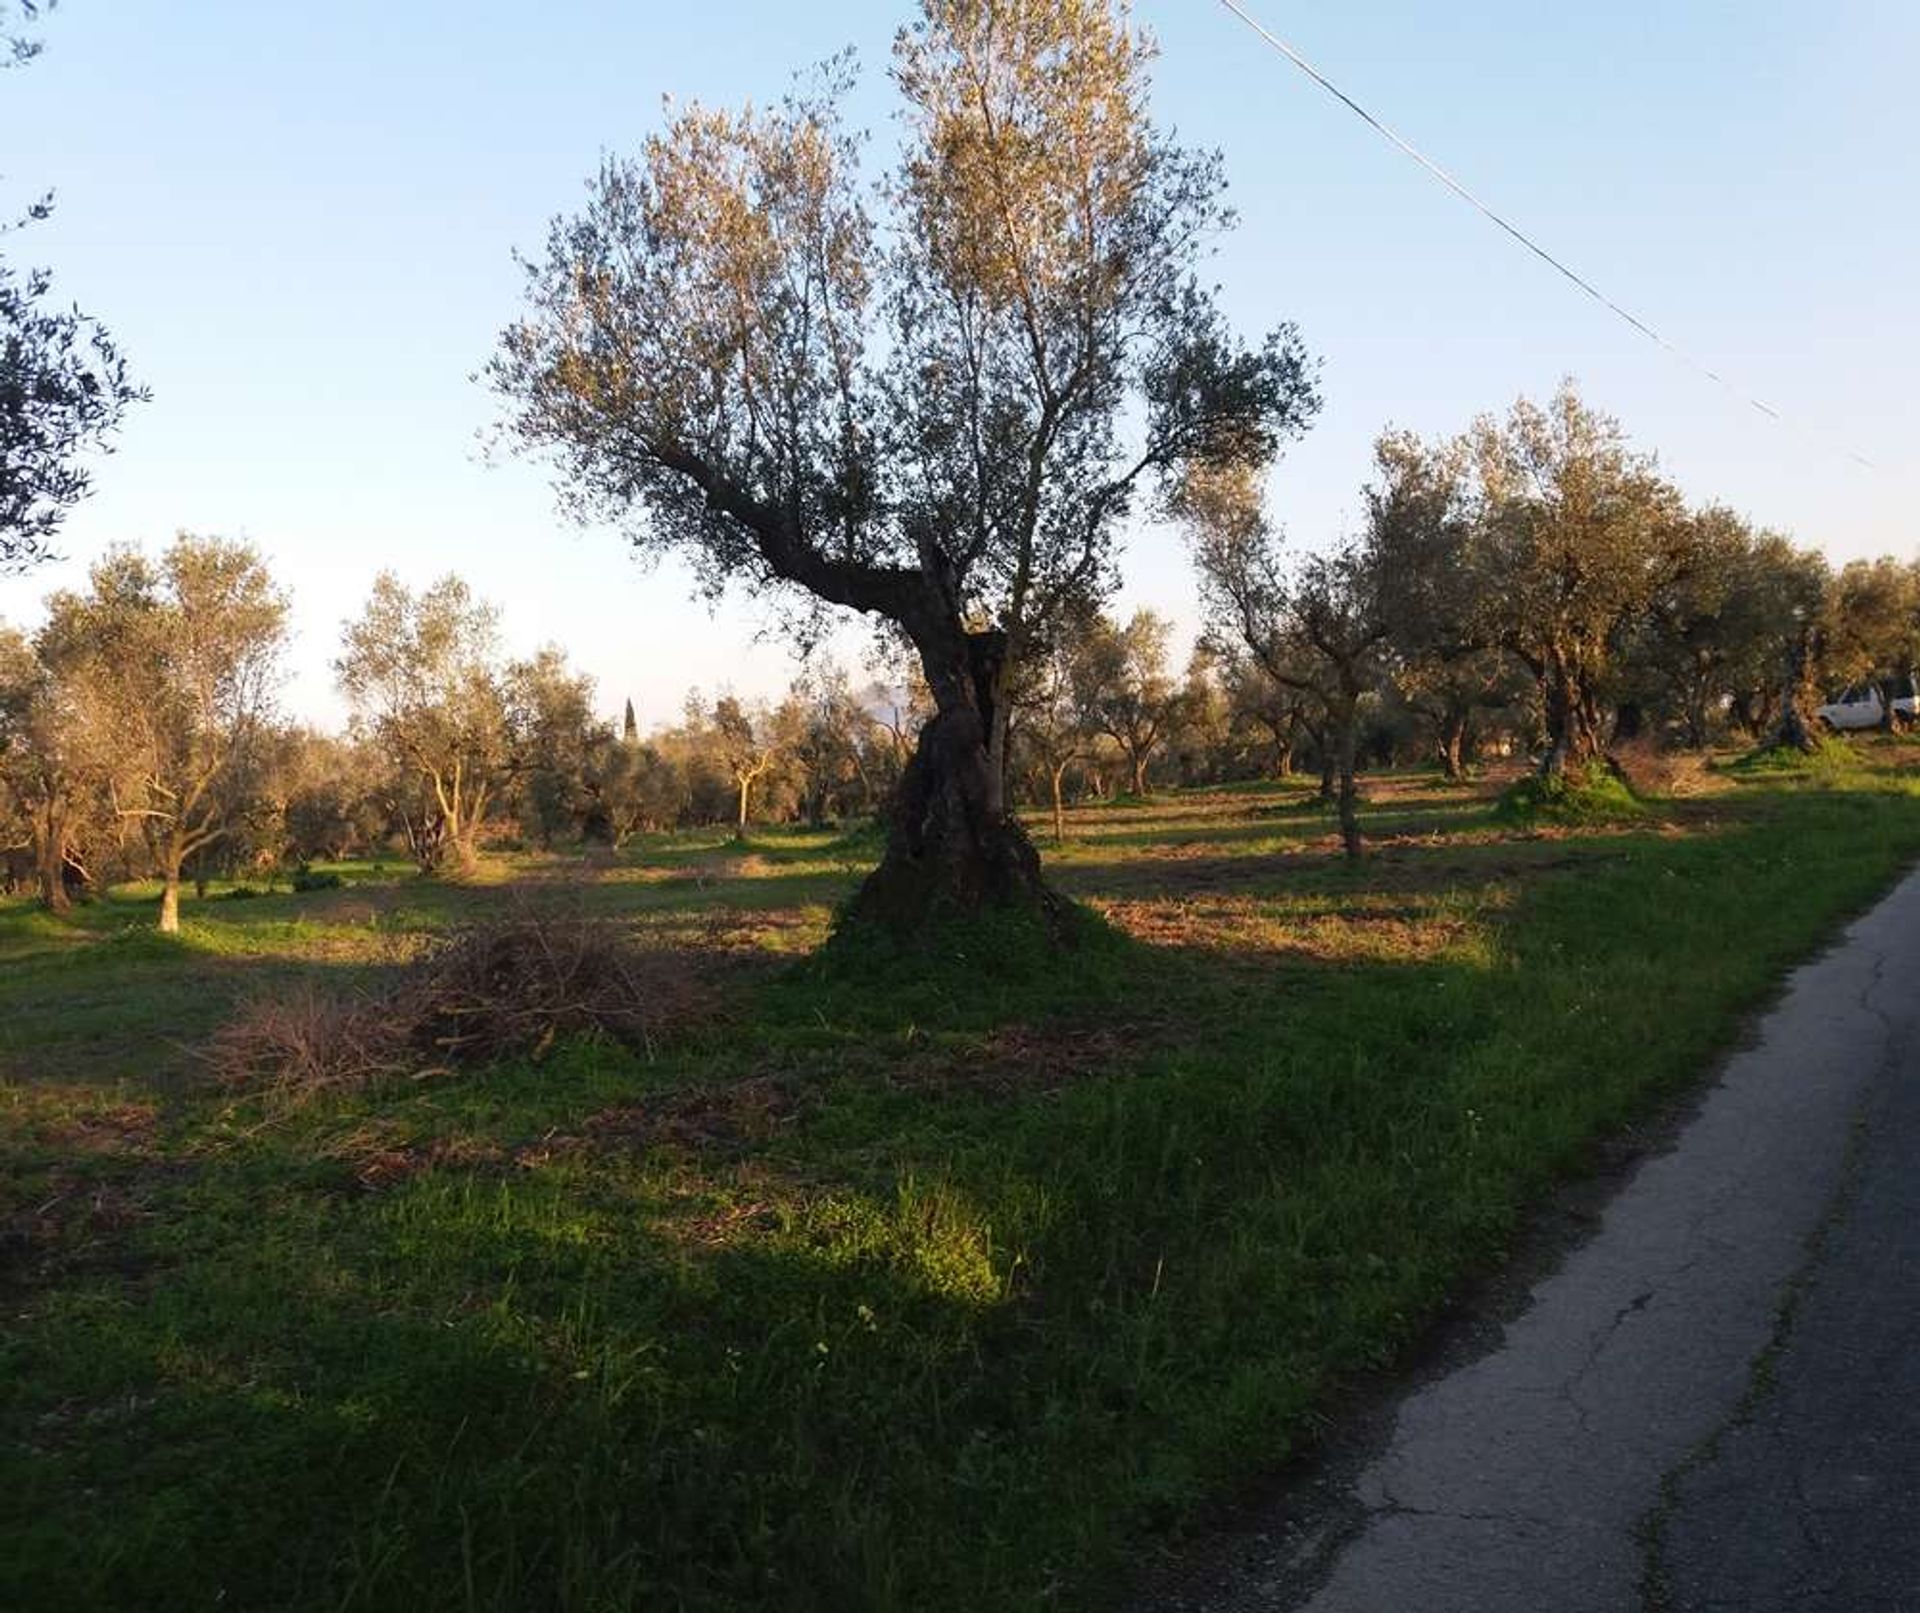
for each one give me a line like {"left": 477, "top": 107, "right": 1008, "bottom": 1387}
{"left": 3, "top": 0, "right": 1914, "bottom": 726}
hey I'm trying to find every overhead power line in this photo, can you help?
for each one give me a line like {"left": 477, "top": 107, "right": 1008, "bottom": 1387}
{"left": 1214, "top": 0, "right": 1878, "bottom": 473}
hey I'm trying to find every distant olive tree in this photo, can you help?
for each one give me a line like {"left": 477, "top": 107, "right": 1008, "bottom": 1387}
{"left": 1623, "top": 511, "right": 1817, "bottom": 748}
{"left": 1823, "top": 557, "right": 1920, "bottom": 727}
{"left": 41, "top": 536, "right": 287, "bottom": 932}
{"left": 1010, "top": 610, "right": 1100, "bottom": 843}
{"left": 1073, "top": 609, "right": 1182, "bottom": 799}
{"left": 0, "top": 619, "right": 85, "bottom": 908}
{"left": 1364, "top": 431, "right": 1515, "bottom": 778}
{"left": 506, "top": 645, "right": 599, "bottom": 846}
{"left": 491, "top": 0, "right": 1316, "bottom": 935}
{"left": 1467, "top": 385, "right": 1687, "bottom": 776}
{"left": 1186, "top": 459, "right": 1388, "bottom": 859}
{"left": 336, "top": 573, "right": 512, "bottom": 873}
{"left": 707, "top": 695, "right": 781, "bottom": 843}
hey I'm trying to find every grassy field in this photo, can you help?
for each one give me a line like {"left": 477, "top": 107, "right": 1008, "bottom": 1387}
{"left": 5, "top": 744, "right": 1919, "bottom": 1611}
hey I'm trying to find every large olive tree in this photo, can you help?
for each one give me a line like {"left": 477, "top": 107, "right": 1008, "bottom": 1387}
{"left": 491, "top": 0, "right": 1316, "bottom": 933}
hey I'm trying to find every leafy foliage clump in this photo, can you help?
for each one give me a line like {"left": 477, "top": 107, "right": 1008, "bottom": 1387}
{"left": 1494, "top": 766, "right": 1646, "bottom": 825}
{"left": 289, "top": 866, "right": 344, "bottom": 892}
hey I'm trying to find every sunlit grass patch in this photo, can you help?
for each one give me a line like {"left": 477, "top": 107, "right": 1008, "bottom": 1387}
{"left": 1091, "top": 886, "right": 1497, "bottom": 966}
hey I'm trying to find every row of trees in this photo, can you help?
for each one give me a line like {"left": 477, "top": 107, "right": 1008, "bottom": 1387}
{"left": 8, "top": 484, "right": 1914, "bottom": 928}
{"left": 1180, "top": 383, "right": 1906, "bottom": 857}
{"left": 0, "top": 539, "right": 937, "bottom": 926}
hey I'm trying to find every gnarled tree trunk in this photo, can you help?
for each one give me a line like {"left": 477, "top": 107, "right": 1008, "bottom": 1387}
{"left": 1333, "top": 694, "right": 1362, "bottom": 861}
{"left": 843, "top": 628, "right": 1061, "bottom": 938}
{"left": 1771, "top": 629, "right": 1821, "bottom": 754}
{"left": 1540, "top": 658, "right": 1605, "bottom": 778}
{"left": 34, "top": 796, "right": 72, "bottom": 915}
{"left": 1436, "top": 705, "right": 1469, "bottom": 781}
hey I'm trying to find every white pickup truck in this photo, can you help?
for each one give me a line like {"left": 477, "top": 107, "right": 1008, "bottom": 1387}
{"left": 1818, "top": 674, "right": 1920, "bottom": 732}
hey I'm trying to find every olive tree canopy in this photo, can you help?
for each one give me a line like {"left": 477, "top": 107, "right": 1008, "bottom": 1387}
{"left": 40, "top": 536, "right": 287, "bottom": 932}
{"left": 1, "top": 1, "right": 145, "bottom": 570}
{"left": 491, "top": 0, "right": 1317, "bottom": 933}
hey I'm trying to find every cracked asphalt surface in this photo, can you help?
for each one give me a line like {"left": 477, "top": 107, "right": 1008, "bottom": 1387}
{"left": 1147, "top": 869, "right": 1920, "bottom": 1613}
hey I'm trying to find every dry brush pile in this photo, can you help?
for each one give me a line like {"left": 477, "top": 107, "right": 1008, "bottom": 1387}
{"left": 204, "top": 907, "right": 713, "bottom": 1097}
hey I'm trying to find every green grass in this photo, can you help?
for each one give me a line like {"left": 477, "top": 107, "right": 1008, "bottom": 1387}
{"left": 5, "top": 754, "right": 1920, "bottom": 1610}
{"left": 1723, "top": 731, "right": 1859, "bottom": 779}
{"left": 1494, "top": 763, "right": 1647, "bottom": 824}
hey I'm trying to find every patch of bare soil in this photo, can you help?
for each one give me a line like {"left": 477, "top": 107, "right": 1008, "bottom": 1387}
{"left": 334, "top": 1133, "right": 510, "bottom": 1191}
{"left": 894, "top": 1020, "right": 1163, "bottom": 1099}
{"left": 514, "top": 1016, "right": 1168, "bottom": 1171}
{"left": 30, "top": 1102, "right": 159, "bottom": 1158}
{"left": 528, "top": 1075, "right": 811, "bottom": 1162}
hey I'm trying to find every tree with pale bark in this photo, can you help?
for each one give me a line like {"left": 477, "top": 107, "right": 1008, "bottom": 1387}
{"left": 708, "top": 695, "right": 782, "bottom": 843}
{"left": 336, "top": 573, "right": 512, "bottom": 874}
{"left": 490, "top": 0, "right": 1316, "bottom": 935}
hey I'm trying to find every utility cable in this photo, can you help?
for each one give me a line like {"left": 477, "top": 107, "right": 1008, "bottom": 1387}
{"left": 1214, "top": 0, "right": 1878, "bottom": 472}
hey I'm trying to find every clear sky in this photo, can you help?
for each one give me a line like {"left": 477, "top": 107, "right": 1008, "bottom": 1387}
{"left": 2, "top": 1, "right": 1914, "bottom": 728}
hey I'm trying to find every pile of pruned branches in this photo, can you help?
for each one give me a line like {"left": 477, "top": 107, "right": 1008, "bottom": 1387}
{"left": 205, "top": 909, "right": 682, "bottom": 1097}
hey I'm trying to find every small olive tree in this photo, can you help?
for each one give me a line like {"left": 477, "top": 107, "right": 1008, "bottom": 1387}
{"left": 336, "top": 573, "right": 513, "bottom": 873}
{"left": 1072, "top": 609, "right": 1182, "bottom": 798}
{"left": 0, "top": 621, "right": 85, "bottom": 908}
{"left": 1186, "top": 459, "right": 1388, "bottom": 859}
{"left": 41, "top": 537, "right": 287, "bottom": 932}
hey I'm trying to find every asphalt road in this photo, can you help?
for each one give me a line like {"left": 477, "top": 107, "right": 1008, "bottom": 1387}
{"left": 1147, "top": 868, "right": 1920, "bottom": 1613}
